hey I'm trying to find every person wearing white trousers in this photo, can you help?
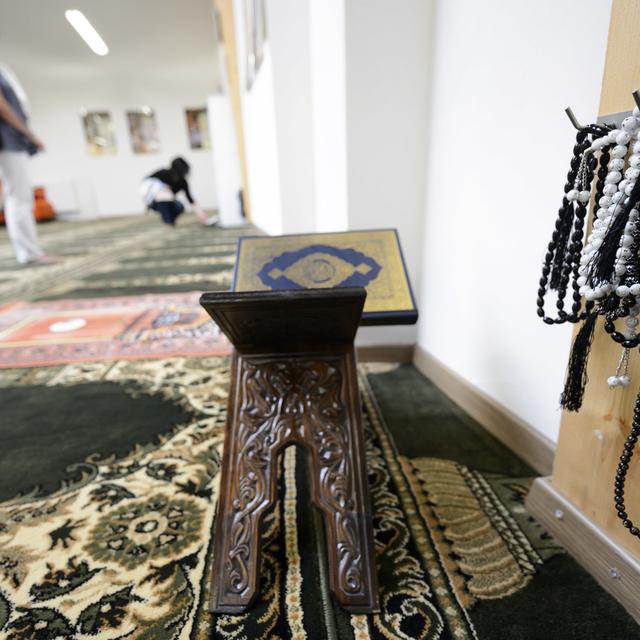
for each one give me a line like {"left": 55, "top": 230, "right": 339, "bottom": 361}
{"left": 0, "top": 64, "right": 47, "bottom": 265}
{"left": 0, "top": 151, "right": 42, "bottom": 264}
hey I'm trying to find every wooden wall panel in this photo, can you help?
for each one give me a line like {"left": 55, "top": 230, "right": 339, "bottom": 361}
{"left": 214, "top": 0, "right": 252, "bottom": 220}
{"left": 552, "top": 0, "right": 640, "bottom": 558}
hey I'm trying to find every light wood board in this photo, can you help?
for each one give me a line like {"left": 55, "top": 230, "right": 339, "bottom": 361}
{"left": 552, "top": 0, "right": 640, "bottom": 559}
{"left": 527, "top": 477, "right": 640, "bottom": 623}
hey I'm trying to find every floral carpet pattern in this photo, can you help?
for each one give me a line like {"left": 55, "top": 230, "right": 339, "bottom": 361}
{"left": 0, "top": 293, "right": 231, "bottom": 368}
{"left": 0, "top": 358, "right": 562, "bottom": 640}
{"left": 1, "top": 218, "right": 638, "bottom": 639}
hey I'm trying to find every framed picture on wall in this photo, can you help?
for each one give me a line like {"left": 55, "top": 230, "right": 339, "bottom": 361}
{"left": 126, "top": 108, "right": 161, "bottom": 153}
{"left": 80, "top": 110, "right": 116, "bottom": 155}
{"left": 244, "top": 0, "right": 267, "bottom": 90}
{"left": 185, "top": 107, "right": 210, "bottom": 150}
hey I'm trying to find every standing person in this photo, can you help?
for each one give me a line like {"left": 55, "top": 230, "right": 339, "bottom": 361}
{"left": 0, "top": 64, "right": 51, "bottom": 264}
{"left": 140, "top": 156, "right": 218, "bottom": 227}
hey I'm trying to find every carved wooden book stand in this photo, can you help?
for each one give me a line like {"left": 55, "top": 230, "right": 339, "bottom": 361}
{"left": 200, "top": 287, "right": 379, "bottom": 613}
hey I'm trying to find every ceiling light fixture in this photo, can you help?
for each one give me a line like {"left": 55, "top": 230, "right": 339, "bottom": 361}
{"left": 65, "top": 9, "right": 109, "bottom": 56}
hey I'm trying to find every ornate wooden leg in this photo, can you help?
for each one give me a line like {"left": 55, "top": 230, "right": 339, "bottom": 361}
{"left": 302, "top": 349, "right": 379, "bottom": 612}
{"left": 210, "top": 353, "right": 286, "bottom": 613}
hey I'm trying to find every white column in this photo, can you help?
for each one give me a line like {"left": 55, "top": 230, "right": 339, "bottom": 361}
{"left": 309, "top": 0, "right": 348, "bottom": 232}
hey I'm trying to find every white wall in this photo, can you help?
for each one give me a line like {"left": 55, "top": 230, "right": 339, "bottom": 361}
{"left": 345, "top": 0, "right": 432, "bottom": 345}
{"left": 225, "top": 0, "right": 283, "bottom": 234}
{"left": 265, "top": 0, "right": 318, "bottom": 234}
{"left": 12, "top": 67, "right": 218, "bottom": 217}
{"left": 236, "top": 0, "right": 349, "bottom": 236}
{"left": 208, "top": 93, "right": 244, "bottom": 226}
{"left": 309, "top": 0, "right": 348, "bottom": 233}
{"left": 418, "top": 0, "right": 611, "bottom": 442}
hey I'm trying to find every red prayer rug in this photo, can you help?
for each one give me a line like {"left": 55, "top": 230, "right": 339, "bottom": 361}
{"left": 0, "top": 293, "right": 230, "bottom": 368}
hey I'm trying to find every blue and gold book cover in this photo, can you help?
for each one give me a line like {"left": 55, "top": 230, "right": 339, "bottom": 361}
{"left": 233, "top": 229, "right": 417, "bottom": 324}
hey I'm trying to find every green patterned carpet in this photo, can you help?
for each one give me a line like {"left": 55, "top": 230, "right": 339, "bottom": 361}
{"left": 0, "top": 216, "right": 638, "bottom": 639}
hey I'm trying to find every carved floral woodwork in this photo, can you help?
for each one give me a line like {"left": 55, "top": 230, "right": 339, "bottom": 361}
{"left": 201, "top": 288, "right": 379, "bottom": 614}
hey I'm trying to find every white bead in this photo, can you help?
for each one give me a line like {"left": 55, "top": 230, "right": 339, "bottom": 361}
{"left": 613, "top": 191, "right": 625, "bottom": 203}
{"left": 622, "top": 235, "right": 634, "bottom": 247}
{"left": 617, "top": 285, "right": 631, "bottom": 297}
{"left": 608, "top": 375, "right": 620, "bottom": 387}
{"left": 623, "top": 116, "right": 638, "bottom": 131}
{"left": 608, "top": 129, "right": 622, "bottom": 144}
{"left": 604, "top": 184, "right": 618, "bottom": 196}
{"left": 606, "top": 171, "right": 622, "bottom": 183}
{"left": 613, "top": 144, "right": 628, "bottom": 158}
{"left": 599, "top": 196, "right": 612, "bottom": 208}
{"left": 597, "top": 209, "right": 609, "bottom": 220}
{"left": 619, "top": 375, "right": 631, "bottom": 387}
{"left": 567, "top": 189, "right": 579, "bottom": 201}
{"left": 625, "top": 329, "right": 636, "bottom": 339}
{"left": 626, "top": 316, "right": 639, "bottom": 328}
{"left": 617, "top": 131, "right": 632, "bottom": 145}
{"left": 626, "top": 183, "right": 635, "bottom": 196}
{"left": 577, "top": 275, "right": 587, "bottom": 286}
{"left": 578, "top": 190, "right": 591, "bottom": 203}
{"left": 619, "top": 179, "right": 630, "bottom": 192}
{"left": 592, "top": 137, "right": 607, "bottom": 151}
{"left": 626, "top": 168, "right": 640, "bottom": 180}
{"left": 610, "top": 158, "right": 625, "bottom": 171}
{"left": 615, "top": 263, "right": 627, "bottom": 275}
{"left": 579, "top": 285, "right": 588, "bottom": 295}
{"left": 592, "top": 237, "right": 603, "bottom": 248}
{"left": 633, "top": 141, "right": 640, "bottom": 154}
{"left": 585, "top": 290, "right": 596, "bottom": 301}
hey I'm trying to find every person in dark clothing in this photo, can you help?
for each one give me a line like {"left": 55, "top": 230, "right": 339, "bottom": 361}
{"left": 140, "top": 157, "right": 217, "bottom": 227}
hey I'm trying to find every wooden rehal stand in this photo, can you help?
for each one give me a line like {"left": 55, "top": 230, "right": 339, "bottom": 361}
{"left": 200, "top": 287, "right": 379, "bottom": 613}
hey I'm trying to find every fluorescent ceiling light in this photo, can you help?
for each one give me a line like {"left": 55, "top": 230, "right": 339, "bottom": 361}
{"left": 65, "top": 9, "right": 109, "bottom": 56}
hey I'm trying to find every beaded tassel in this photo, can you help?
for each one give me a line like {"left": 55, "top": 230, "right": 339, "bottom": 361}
{"left": 559, "top": 312, "right": 597, "bottom": 411}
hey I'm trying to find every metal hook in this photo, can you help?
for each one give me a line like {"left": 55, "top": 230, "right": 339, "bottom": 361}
{"left": 633, "top": 90, "right": 640, "bottom": 111}
{"left": 565, "top": 106, "right": 585, "bottom": 131}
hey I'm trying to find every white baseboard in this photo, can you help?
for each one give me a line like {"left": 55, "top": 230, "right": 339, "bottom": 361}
{"left": 413, "top": 346, "right": 555, "bottom": 475}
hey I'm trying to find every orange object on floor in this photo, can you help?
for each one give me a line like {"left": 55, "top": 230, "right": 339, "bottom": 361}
{"left": 33, "top": 186, "right": 55, "bottom": 222}
{"left": 0, "top": 183, "right": 55, "bottom": 224}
